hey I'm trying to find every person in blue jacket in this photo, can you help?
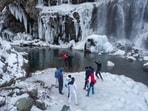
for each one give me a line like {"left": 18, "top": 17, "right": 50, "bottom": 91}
{"left": 57, "top": 67, "right": 64, "bottom": 94}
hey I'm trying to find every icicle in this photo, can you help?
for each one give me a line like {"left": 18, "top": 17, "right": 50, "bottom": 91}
{"left": 8, "top": 3, "right": 28, "bottom": 33}
{"left": 38, "top": 16, "right": 43, "bottom": 39}
{"left": 22, "top": 13, "right": 28, "bottom": 32}
{"left": 73, "top": 19, "right": 79, "bottom": 40}
{"left": 79, "top": 8, "right": 93, "bottom": 40}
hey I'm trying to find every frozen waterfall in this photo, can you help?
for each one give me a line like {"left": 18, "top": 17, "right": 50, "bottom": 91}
{"left": 36, "top": 0, "right": 148, "bottom": 49}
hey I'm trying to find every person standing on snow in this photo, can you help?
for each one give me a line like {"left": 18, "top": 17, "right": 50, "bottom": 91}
{"left": 86, "top": 67, "right": 96, "bottom": 96}
{"left": 83, "top": 66, "right": 91, "bottom": 90}
{"left": 67, "top": 54, "right": 73, "bottom": 69}
{"left": 57, "top": 67, "right": 64, "bottom": 94}
{"left": 61, "top": 52, "right": 68, "bottom": 67}
{"left": 95, "top": 61, "right": 103, "bottom": 80}
{"left": 65, "top": 75, "right": 72, "bottom": 98}
{"left": 68, "top": 77, "right": 78, "bottom": 105}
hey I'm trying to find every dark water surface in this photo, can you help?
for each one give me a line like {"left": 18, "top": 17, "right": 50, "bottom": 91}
{"left": 14, "top": 47, "right": 148, "bottom": 86}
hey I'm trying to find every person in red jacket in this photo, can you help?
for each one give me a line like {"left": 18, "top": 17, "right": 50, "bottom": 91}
{"left": 86, "top": 67, "right": 96, "bottom": 96}
{"left": 61, "top": 52, "right": 68, "bottom": 67}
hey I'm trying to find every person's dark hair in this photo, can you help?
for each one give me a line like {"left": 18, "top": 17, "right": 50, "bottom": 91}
{"left": 85, "top": 66, "right": 88, "bottom": 69}
{"left": 68, "top": 75, "right": 71, "bottom": 78}
{"left": 88, "top": 66, "right": 92, "bottom": 69}
{"left": 71, "top": 77, "right": 75, "bottom": 82}
{"left": 68, "top": 77, "right": 75, "bottom": 85}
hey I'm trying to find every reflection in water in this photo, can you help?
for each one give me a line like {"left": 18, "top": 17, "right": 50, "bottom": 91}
{"left": 15, "top": 47, "right": 148, "bottom": 86}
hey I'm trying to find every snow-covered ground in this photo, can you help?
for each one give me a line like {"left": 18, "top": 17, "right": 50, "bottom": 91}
{"left": 24, "top": 68, "right": 148, "bottom": 111}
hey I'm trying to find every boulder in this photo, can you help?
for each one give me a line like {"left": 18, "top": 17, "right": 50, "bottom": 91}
{"left": 28, "top": 88, "right": 38, "bottom": 99}
{"left": 61, "top": 104, "right": 70, "bottom": 111}
{"left": 35, "top": 100, "right": 46, "bottom": 110}
{"left": 16, "top": 97, "right": 34, "bottom": 111}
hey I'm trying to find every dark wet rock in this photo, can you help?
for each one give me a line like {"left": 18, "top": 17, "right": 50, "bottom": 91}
{"left": 0, "top": 96, "right": 5, "bottom": 107}
{"left": 61, "top": 104, "right": 70, "bottom": 111}
{"left": 0, "top": 74, "right": 2, "bottom": 79}
{"left": 35, "top": 100, "right": 46, "bottom": 110}
{"left": 7, "top": 91, "right": 14, "bottom": 97}
{"left": 127, "top": 56, "right": 136, "bottom": 62}
{"left": 28, "top": 88, "right": 38, "bottom": 100}
{"left": 0, "top": 78, "right": 15, "bottom": 87}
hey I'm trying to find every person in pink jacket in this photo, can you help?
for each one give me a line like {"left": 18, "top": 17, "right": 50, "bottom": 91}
{"left": 86, "top": 67, "right": 96, "bottom": 96}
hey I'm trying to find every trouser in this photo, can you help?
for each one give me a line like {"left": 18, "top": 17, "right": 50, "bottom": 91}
{"left": 68, "top": 60, "right": 72, "bottom": 68}
{"left": 58, "top": 80, "right": 63, "bottom": 93}
{"left": 68, "top": 87, "right": 70, "bottom": 98}
{"left": 68, "top": 91, "right": 78, "bottom": 104}
{"left": 64, "top": 60, "right": 68, "bottom": 67}
{"left": 87, "top": 82, "right": 94, "bottom": 96}
{"left": 96, "top": 70, "right": 103, "bottom": 80}
{"left": 84, "top": 80, "right": 88, "bottom": 89}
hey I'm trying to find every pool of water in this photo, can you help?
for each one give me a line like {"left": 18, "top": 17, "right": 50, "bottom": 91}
{"left": 14, "top": 46, "right": 148, "bottom": 86}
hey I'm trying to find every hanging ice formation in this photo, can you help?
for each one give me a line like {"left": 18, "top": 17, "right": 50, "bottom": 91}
{"left": 8, "top": 3, "right": 29, "bottom": 33}
{"left": 0, "top": 14, "right": 4, "bottom": 32}
{"left": 37, "top": 3, "right": 94, "bottom": 44}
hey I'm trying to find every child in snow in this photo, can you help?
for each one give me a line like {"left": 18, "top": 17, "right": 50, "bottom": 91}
{"left": 57, "top": 67, "right": 64, "bottom": 94}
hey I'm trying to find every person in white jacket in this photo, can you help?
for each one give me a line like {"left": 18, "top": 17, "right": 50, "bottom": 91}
{"left": 65, "top": 75, "right": 72, "bottom": 98}
{"left": 68, "top": 77, "right": 78, "bottom": 105}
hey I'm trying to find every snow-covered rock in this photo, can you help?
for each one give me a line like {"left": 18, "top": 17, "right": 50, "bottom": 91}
{"left": 107, "top": 61, "right": 115, "bottom": 67}
{"left": 127, "top": 56, "right": 136, "bottom": 62}
{"left": 143, "top": 56, "right": 148, "bottom": 61}
{"left": 143, "top": 62, "right": 148, "bottom": 72}
{"left": 0, "top": 39, "right": 27, "bottom": 87}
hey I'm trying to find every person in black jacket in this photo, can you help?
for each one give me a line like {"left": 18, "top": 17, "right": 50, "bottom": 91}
{"left": 67, "top": 54, "right": 73, "bottom": 69}
{"left": 95, "top": 61, "right": 103, "bottom": 80}
{"left": 83, "top": 66, "right": 92, "bottom": 90}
